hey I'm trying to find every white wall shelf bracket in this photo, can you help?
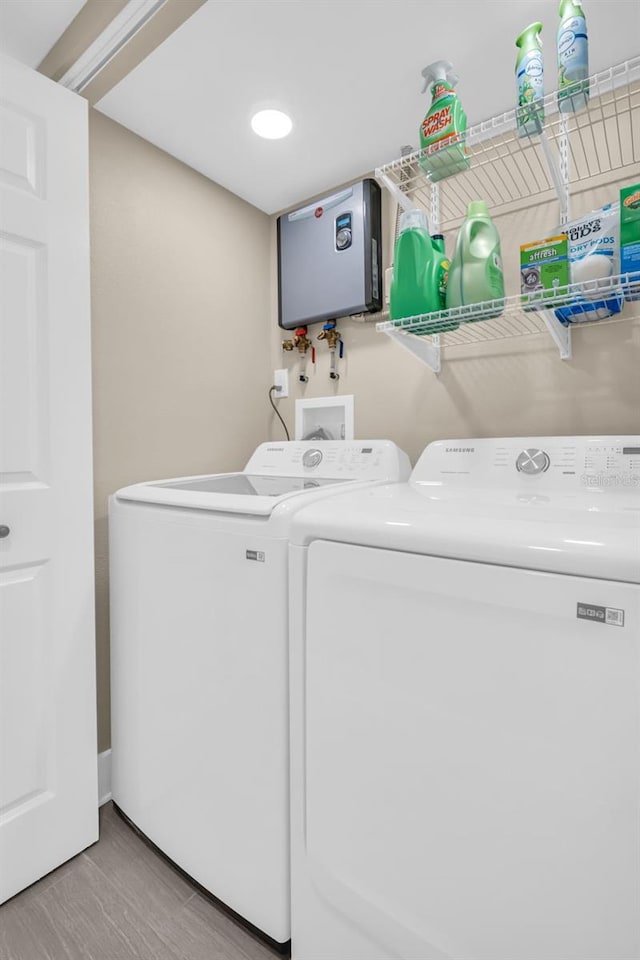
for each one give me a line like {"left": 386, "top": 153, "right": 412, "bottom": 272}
{"left": 557, "top": 113, "right": 571, "bottom": 225}
{"left": 384, "top": 329, "right": 441, "bottom": 373}
{"left": 540, "top": 310, "right": 572, "bottom": 360}
{"left": 376, "top": 167, "right": 415, "bottom": 214}
{"left": 430, "top": 183, "right": 441, "bottom": 233}
{"left": 538, "top": 127, "right": 569, "bottom": 225}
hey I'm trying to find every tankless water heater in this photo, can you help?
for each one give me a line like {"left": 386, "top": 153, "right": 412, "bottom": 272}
{"left": 277, "top": 179, "right": 382, "bottom": 329}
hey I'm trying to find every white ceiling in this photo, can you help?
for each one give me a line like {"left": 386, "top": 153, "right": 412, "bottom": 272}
{"left": 0, "top": 0, "right": 87, "bottom": 68}
{"left": 93, "top": 0, "right": 637, "bottom": 214}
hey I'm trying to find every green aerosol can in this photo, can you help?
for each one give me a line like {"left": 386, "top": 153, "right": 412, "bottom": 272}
{"left": 516, "top": 22, "right": 544, "bottom": 137}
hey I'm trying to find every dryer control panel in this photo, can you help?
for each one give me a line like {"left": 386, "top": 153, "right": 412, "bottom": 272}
{"left": 246, "top": 441, "right": 410, "bottom": 481}
{"left": 412, "top": 437, "right": 640, "bottom": 493}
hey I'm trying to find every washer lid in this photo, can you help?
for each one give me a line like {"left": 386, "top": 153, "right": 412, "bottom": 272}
{"left": 157, "top": 473, "right": 347, "bottom": 497}
{"left": 112, "top": 440, "right": 411, "bottom": 517}
{"left": 114, "top": 472, "right": 352, "bottom": 515}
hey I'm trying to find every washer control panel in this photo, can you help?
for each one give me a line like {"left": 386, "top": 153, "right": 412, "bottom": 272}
{"left": 245, "top": 441, "right": 410, "bottom": 481}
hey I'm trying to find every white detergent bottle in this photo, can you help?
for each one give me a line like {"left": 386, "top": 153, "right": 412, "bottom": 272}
{"left": 446, "top": 200, "right": 505, "bottom": 318}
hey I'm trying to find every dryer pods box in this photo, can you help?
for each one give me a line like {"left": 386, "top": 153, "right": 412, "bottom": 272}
{"left": 553, "top": 204, "right": 623, "bottom": 324}
{"left": 620, "top": 182, "right": 640, "bottom": 301}
{"left": 520, "top": 235, "right": 569, "bottom": 307}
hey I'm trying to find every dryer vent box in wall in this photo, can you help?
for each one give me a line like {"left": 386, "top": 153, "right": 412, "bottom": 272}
{"left": 277, "top": 179, "right": 382, "bottom": 329}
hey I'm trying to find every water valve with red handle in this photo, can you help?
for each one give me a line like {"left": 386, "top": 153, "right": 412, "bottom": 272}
{"left": 282, "top": 326, "right": 315, "bottom": 383}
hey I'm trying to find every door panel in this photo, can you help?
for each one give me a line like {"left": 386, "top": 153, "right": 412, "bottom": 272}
{"left": 0, "top": 101, "right": 43, "bottom": 196}
{"left": 0, "top": 564, "right": 50, "bottom": 817}
{"left": 0, "top": 55, "right": 97, "bottom": 903}
{"left": 0, "top": 235, "right": 48, "bottom": 482}
{"left": 304, "top": 540, "right": 640, "bottom": 960}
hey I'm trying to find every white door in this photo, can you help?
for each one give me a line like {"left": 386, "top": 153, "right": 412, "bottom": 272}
{"left": 301, "top": 541, "right": 639, "bottom": 960}
{"left": 0, "top": 55, "right": 97, "bottom": 903}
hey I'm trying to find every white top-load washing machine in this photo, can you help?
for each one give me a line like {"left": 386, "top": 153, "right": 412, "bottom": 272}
{"left": 288, "top": 436, "right": 640, "bottom": 960}
{"left": 109, "top": 440, "right": 409, "bottom": 948}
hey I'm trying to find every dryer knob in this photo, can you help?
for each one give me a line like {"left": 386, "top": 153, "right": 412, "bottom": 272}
{"left": 516, "top": 448, "right": 550, "bottom": 475}
{"left": 303, "top": 448, "right": 323, "bottom": 468}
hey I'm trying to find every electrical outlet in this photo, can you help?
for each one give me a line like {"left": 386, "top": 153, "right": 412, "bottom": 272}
{"left": 273, "top": 368, "right": 289, "bottom": 398}
{"left": 384, "top": 266, "right": 393, "bottom": 304}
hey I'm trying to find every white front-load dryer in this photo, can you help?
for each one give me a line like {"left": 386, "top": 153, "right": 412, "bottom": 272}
{"left": 109, "top": 440, "right": 409, "bottom": 948}
{"left": 288, "top": 436, "right": 640, "bottom": 960}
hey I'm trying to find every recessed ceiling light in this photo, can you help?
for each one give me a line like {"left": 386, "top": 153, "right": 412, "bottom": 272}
{"left": 251, "top": 109, "right": 292, "bottom": 140}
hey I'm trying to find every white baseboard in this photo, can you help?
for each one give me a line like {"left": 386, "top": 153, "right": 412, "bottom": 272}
{"left": 98, "top": 749, "right": 112, "bottom": 806}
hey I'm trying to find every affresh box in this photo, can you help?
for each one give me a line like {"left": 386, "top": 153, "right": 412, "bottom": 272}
{"left": 520, "top": 235, "right": 569, "bottom": 306}
{"left": 620, "top": 183, "right": 640, "bottom": 300}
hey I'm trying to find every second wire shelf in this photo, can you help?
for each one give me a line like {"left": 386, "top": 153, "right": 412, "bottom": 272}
{"left": 376, "top": 274, "right": 640, "bottom": 372}
{"left": 375, "top": 58, "right": 640, "bottom": 229}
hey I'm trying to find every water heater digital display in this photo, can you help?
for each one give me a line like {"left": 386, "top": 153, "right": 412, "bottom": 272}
{"left": 335, "top": 212, "right": 352, "bottom": 251}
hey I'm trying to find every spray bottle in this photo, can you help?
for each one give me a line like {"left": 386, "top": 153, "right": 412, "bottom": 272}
{"left": 558, "top": 0, "right": 589, "bottom": 112}
{"left": 419, "top": 60, "right": 470, "bottom": 182}
{"left": 516, "top": 22, "right": 544, "bottom": 137}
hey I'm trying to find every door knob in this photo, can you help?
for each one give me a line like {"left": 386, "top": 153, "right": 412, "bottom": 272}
{"left": 0, "top": 525, "right": 10, "bottom": 539}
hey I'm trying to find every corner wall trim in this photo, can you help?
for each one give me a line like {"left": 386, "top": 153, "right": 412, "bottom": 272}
{"left": 98, "top": 749, "right": 112, "bottom": 806}
{"left": 58, "top": 0, "right": 168, "bottom": 93}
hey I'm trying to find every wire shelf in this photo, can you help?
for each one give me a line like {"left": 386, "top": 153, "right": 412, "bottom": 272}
{"left": 376, "top": 58, "right": 640, "bottom": 230}
{"left": 376, "top": 275, "right": 640, "bottom": 371}
{"left": 378, "top": 272, "right": 638, "bottom": 338}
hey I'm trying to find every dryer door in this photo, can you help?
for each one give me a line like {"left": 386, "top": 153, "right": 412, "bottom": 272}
{"left": 302, "top": 540, "right": 639, "bottom": 960}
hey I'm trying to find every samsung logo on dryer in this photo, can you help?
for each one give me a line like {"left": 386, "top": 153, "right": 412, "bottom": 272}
{"left": 445, "top": 447, "right": 475, "bottom": 453}
{"left": 266, "top": 447, "right": 285, "bottom": 452}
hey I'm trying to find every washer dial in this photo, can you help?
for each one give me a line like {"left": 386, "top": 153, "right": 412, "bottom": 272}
{"left": 516, "top": 448, "right": 550, "bottom": 475}
{"left": 302, "top": 448, "right": 323, "bottom": 468}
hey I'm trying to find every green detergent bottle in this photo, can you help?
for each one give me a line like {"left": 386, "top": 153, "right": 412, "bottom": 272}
{"left": 390, "top": 210, "right": 458, "bottom": 334}
{"left": 446, "top": 201, "right": 505, "bottom": 319}
{"left": 431, "top": 234, "right": 447, "bottom": 307}
{"left": 419, "top": 60, "right": 470, "bottom": 182}
{"left": 516, "top": 22, "right": 544, "bottom": 137}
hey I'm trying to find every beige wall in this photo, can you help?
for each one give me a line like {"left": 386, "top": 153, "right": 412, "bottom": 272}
{"left": 90, "top": 108, "right": 638, "bottom": 753}
{"left": 90, "top": 111, "right": 271, "bottom": 752}
{"left": 269, "top": 179, "right": 640, "bottom": 465}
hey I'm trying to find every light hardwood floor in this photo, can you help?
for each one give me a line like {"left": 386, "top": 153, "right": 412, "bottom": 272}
{"left": 0, "top": 803, "right": 283, "bottom": 960}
